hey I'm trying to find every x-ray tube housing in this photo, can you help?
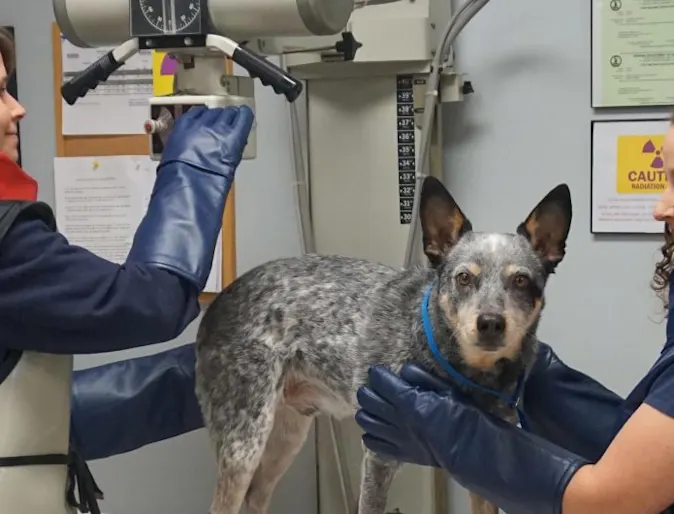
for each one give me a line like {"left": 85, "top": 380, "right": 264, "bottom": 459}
{"left": 53, "top": 0, "right": 354, "bottom": 47}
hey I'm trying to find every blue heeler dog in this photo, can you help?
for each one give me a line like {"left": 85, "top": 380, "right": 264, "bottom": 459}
{"left": 194, "top": 176, "right": 572, "bottom": 514}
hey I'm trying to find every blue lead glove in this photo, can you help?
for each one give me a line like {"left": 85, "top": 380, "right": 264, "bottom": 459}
{"left": 355, "top": 364, "right": 590, "bottom": 514}
{"left": 127, "top": 105, "right": 253, "bottom": 290}
{"left": 70, "top": 343, "right": 202, "bottom": 461}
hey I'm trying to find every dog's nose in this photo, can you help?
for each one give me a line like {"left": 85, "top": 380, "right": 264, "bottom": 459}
{"left": 477, "top": 313, "right": 506, "bottom": 336}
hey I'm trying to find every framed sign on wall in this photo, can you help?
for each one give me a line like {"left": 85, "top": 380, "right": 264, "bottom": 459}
{"left": 591, "top": 117, "right": 670, "bottom": 234}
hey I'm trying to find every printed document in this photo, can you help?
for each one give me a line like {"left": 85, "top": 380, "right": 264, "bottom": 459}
{"left": 592, "top": 0, "right": 674, "bottom": 107}
{"left": 60, "top": 35, "right": 153, "bottom": 135}
{"left": 53, "top": 155, "right": 222, "bottom": 292}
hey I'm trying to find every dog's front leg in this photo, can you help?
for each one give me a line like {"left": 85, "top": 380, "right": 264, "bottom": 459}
{"left": 468, "top": 407, "right": 519, "bottom": 514}
{"left": 357, "top": 449, "right": 400, "bottom": 514}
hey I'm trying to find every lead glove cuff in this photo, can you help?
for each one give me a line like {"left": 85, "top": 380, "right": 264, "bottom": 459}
{"left": 127, "top": 162, "right": 230, "bottom": 291}
{"left": 523, "top": 342, "right": 625, "bottom": 461}
{"left": 127, "top": 105, "right": 253, "bottom": 292}
{"left": 70, "top": 343, "right": 202, "bottom": 461}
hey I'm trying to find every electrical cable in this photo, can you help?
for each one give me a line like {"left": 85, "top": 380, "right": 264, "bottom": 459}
{"left": 281, "top": 55, "right": 357, "bottom": 514}
{"left": 354, "top": 0, "right": 404, "bottom": 7}
{"left": 402, "top": 0, "right": 492, "bottom": 268}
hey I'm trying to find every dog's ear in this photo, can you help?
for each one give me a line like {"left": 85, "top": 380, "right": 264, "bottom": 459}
{"left": 420, "top": 176, "right": 472, "bottom": 267}
{"left": 517, "top": 184, "right": 572, "bottom": 273}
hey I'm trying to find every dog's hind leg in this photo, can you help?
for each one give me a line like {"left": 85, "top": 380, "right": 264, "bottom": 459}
{"left": 195, "top": 340, "right": 284, "bottom": 514}
{"left": 357, "top": 449, "right": 400, "bottom": 514}
{"left": 206, "top": 393, "right": 282, "bottom": 514}
{"left": 469, "top": 492, "right": 499, "bottom": 514}
{"left": 244, "top": 404, "right": 314, "bottom": 514}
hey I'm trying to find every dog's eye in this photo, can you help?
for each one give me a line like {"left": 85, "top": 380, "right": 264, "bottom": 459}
{"left": 455, "top": 272, "right": 472, "bottom": 287}
{"left": 513, "top": 274, "right": 530, "bottom": 288}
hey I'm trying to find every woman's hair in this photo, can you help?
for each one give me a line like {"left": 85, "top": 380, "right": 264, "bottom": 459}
{"left": 651, "top": 111, "right": 674, "bottom": 311}
{"left": 0, "top": 27, "right": 15, "bottom": 76}
{"left": 652, "top": 225, "right": 674, "bottom": 311}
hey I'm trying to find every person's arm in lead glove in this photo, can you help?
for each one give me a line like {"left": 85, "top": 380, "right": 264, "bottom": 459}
{"left": 126, "top": 105, "right": 252, "bottom": 289}
{"left": 355, "top": 364, "right": 674, "bottom": 514}
{"left": 67, "top": 341, "right": 622, "bottom": 465}
{"left": 70, "top": 343, "right": 203, "bottom": 461}
{"left": 522, "top": 342, "right": 625, "bottom": 461}
{"left": 0, "top": 218, "right": 200, "bottom": 352}
{"left": 0, "top": 106, "right": 253, "bottom": 354}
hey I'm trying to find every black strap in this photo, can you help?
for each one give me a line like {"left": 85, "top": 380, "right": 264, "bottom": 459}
{"left": 0, "top": 449, "right": 104, "bottom": 514}
{"left": 0, "top": 348, "right": 21, "bottom": 386}
{"left": 0, "top": 200, "right": 57, "bottom": 243}
{"left": 65, "top": 450, "right": 105, "bottom": 514}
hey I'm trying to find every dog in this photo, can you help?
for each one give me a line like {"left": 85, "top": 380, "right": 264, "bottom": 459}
{"left": 194, "top": 175, "right": 572, "bottom": 514}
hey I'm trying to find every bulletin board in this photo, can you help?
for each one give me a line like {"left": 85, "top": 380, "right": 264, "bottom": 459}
{"left": 50, "top": 22, "right": 236, "bottom": 303}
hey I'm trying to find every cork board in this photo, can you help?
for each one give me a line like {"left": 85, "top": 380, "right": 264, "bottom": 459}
{"left": 51, "top": 22, "right": 236, "bottom": 303}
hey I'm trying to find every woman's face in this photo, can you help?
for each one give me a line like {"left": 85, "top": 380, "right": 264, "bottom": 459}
{"left": 654, "top": 125, "right": 674, "bottom": 234}
{"left": 0, "top": 51, "right": 25, "bottom": 163}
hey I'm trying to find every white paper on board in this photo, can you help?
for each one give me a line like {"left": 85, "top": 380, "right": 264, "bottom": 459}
{"left": 53, "top": 155, "right": 223, "bottom": 292}
{"left": 60, "top": 36, "right": 153, "bottom": 136}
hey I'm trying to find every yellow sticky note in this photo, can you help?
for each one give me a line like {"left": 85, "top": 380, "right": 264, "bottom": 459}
{"left": 616, "top": 134, "right": 667, "bottom": 194}
{"left": 152, "top": 51, "right": 177, "bottom": 96}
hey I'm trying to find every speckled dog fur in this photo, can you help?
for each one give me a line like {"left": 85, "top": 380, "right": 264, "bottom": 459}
{"left": 195, "top": 176, "right": 573, "bottom": 514}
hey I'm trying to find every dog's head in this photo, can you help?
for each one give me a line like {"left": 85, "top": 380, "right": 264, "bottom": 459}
{"left": 419, "top": 176, "right": 572, "bottom": 371}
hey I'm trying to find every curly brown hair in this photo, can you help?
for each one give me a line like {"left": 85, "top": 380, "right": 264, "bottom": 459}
{"left": 651, "top": 114, "right": 674, "bottom": 311}
{"left": 0, "top": 27, "right": 15, "bottom": 76}
{"left": 652, "top": 224, "right": 674, "bottom": 311}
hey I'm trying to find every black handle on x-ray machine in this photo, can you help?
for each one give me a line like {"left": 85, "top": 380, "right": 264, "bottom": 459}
{"left": 61, "top": 43, "right": 303, "bottom": 105}
{"left": 231, "top": 45, "right": 303, "bottom": 103}
{"left": 61, "top": 51, "right": 122, "bottom": 105}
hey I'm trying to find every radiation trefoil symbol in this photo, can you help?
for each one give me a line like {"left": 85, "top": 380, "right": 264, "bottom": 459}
{"left": 160, "top": 54, "right": 178, "bottom": 75}
{"left": 642, "top": 140, "right": 664, "bottom": 169}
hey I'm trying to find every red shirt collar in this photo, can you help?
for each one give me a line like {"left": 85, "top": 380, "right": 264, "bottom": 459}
{"left": 0, "top": 152, "right": 38, "bottom": 201}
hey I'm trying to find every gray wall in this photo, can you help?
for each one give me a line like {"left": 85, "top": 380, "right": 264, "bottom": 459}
{"left": 4, "top": 0, "right": 672, "bottom": 512}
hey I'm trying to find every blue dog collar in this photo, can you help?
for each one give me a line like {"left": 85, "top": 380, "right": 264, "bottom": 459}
{"left": 420, "top": 283, "right": 529, "bottom": 430}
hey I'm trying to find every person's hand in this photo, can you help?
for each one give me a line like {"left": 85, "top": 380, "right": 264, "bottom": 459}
{"left": 355, "top": 364, "right": 458, "bottom": 468}
{"left": 355, "top": 364, "right": 590, "bottom": 514}
{"left": 159, "top": 105, "right": 254, "bottom": 178}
